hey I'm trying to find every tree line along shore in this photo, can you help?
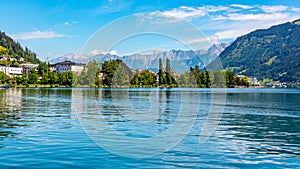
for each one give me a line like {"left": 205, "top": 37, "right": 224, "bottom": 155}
{"left": 1, "top": 58, "right": 254, "bottom": 88}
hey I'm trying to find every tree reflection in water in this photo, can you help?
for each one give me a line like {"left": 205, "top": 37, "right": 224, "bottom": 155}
{"left": 0, "top": 89, "right": 23, "bottom": 138}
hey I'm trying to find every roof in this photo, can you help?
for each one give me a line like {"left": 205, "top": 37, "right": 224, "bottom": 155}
{"left": 53, "top": 60, "right": 85, "bottom": 66}
{"left": 0, "top": 64, "right": 21, "bottom": 68}
{"left": 20, "top": 63, "right": 39, "bottom": 67}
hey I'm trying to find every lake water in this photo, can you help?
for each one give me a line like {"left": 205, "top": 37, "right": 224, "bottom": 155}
{"left": 0, "top": 88, "right": 299, "bottom": 168}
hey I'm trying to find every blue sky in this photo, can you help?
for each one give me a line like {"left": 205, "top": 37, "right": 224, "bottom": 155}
{"left": 0, "top": 0, "right": 299, "bottom": 60}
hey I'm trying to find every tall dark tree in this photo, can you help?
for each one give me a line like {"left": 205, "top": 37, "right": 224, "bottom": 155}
{"left": 164, "top": 58, "right": 177, "bottom": 86}
{"left": 165, "top": 58, "right": 173, "bottom": 85}
{"left": 166, "top": 58, "right": 171, "bottom": 73}
{"left": 189, "top": 67, "right": 196, "bottom": 85}
{"left": 158, "top": 58, "right": 165, "bottom": 85}
{"left": 225, "top": 69, "right": 236, "bottom": 88}
{"left": 204, "top": 70, "right": 211, "bottom": 88}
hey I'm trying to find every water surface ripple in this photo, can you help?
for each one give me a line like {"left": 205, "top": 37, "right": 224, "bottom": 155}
{"left": 0, "top": 88, "right": 299, "bottom": 168}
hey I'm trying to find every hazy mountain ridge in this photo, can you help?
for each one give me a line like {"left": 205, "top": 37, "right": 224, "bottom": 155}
{"left": 50, "top": 43, "right": 230, "bottom": 72}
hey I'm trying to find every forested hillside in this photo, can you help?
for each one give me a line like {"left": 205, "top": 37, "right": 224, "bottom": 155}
{"left": 215, "top": 19, "right": 300, "bottom": 82}
{"left": 0, "top": 31, "right": 40, "bottom": 64}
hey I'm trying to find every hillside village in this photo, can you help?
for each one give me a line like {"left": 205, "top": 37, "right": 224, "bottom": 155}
{"left": 0, "top": 60, "right": 85, "bottom": 76}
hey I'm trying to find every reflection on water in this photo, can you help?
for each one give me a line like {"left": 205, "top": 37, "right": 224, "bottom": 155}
{"left": 0, "top": 88, "right": 74, "bottom": 140}
{"left": 0, "top": 88, "right": 299, "bottom": 168}
{"left": 217, "top": 91, "right": 300, "bottom": 158}
{"left": 0, "top": 89, "right": 23, "bottom": 138}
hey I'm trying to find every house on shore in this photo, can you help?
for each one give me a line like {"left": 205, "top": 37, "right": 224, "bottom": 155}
{"left": 20, "top": 63, "right": 39, "bottom": 75}
{"left": 0, "top": 64, "right": 23, "bottom": 77}
{"left": 248, "top": 77, "right": 260, "bottom": 86}
{"left": 53, "top": 60, "right": 85, "bottom": 73}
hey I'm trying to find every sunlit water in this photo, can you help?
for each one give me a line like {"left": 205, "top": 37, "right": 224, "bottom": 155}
{"left": 0, "top": 88, "right": 299, "bottom": 168}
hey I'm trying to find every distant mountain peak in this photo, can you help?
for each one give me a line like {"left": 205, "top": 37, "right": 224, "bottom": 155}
{"left": 50, "top": 43, "right": 230, "bottom": 72}
{"left": 153, "top": 48, "right": 164, "bottom": 54}
{"left": 50, "top": 53, "right": 89, "bottom": 64}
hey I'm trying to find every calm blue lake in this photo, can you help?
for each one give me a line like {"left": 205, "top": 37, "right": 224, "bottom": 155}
{"left": 0, "top": 88, "right": 299, "bottom": 168}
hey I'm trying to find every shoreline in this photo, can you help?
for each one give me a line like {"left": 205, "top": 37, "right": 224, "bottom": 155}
{"left": 1, "top": 84, "right": 297, "bottom": 89}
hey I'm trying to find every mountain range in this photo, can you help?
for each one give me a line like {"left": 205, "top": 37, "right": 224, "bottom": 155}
{"left": 50, "top": 43, "right": 230, "bottom": 72}
{"left": 52, "top": 19, "right": 300, "bottom": 82}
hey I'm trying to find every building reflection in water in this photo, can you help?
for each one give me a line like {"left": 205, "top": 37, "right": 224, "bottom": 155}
{"left": 0, "top": 89, "right": 22, "bottom": 138}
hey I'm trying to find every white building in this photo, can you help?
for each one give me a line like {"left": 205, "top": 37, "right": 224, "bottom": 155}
{"left": 54, "top": 61, "right": 85, "bottom": 73}
{"left": 0, "top": 64, "right": 23, "bottom": 77}
{"left": 20, "top": 63, "right": 39, "bottom": 75}
{"left": 248, "top": 77, "right": 260, "bottom": 85}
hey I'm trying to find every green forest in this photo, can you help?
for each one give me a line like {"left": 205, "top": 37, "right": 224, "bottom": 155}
{"left": 1, "top": 59, "right": 250, "bottom": 88}
{"left": 217, "top": 20, "right": 300, "bottom": 82}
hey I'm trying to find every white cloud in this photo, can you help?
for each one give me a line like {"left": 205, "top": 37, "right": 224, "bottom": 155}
{"left": 89, "top": 49, "right": 118, "bottom": 56}
{"left": 158, "top": 5, "right": 231, "bottom": 19}
{"left": 214, "top": 29, "right": 252, "bottom": 40}
{"left": 90, "top": 49, "right": 106, "bottom": 56}
{"left": 156, "top": 4, "right": 298, "bottom": 21}
{"left": 230, "top": 4, "right": 254, "bottom": 9}
{"left": 202, "top": 5, "right": 229, "bottom": 12}
{"left": 212, "top": 15, "right": 300, "bottom": 41}
{"left": 63, "top": 21, "right": 78, "bottom": 26}
{"left": 211, "top": 15, "right": 228, "bottom": 20}
{"left": 64, "top": 22, "right": 71, "bottom": 26}
{"left": 12, "top": 30, "right": 70, "bottom": 40}
{"left": 161, "top": 6, "right": 206, "bottom": 19}
{"left": 260, "top": 5, "right": 289, "bottom": 13}
{"left": 179, "top": 6, "right": 196, "bottom": 11}
{"left": 210, "top": 9, "right": 294, "bottom": 22}
{"left": 143, "top": 4, "right": 300, "bottom": 42}
{"left": 186, "top": 37, "right": 210, "bottom": 44}
{"left": 291, "top": 7, "right": 300, "bottom": 12}
{"left": 228, "top": 12, "right": 290, "bottom": 21}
